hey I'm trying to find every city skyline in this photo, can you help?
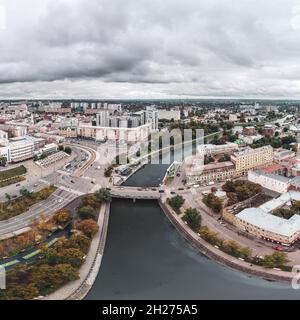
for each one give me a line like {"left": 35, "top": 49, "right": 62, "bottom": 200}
{"left": 0, "top": 0, "right": 300, "bottom": 99}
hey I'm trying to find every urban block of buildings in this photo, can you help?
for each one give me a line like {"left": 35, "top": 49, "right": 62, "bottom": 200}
{"left": 185, "top": 145, "right": 274, "bottom": 185}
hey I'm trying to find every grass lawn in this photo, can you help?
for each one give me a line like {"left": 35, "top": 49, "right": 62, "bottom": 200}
{"left": 0, "top": 176, "right": 25, "bottom": 188}
{"left": 0, "top": 185, "right": 57, "bottom": 221}
{"left": 0, "top": 165, "right": 27, "bottom": 188}
{"left": 0, "top": 165, "right": 27, "bottom": 181}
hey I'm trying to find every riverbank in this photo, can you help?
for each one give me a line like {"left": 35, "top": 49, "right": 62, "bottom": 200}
{"left": 43, "top": 202, "right": 110, "bottom": 300}
{"left": 159, "top": 199, "right": 296, "bottom": 283}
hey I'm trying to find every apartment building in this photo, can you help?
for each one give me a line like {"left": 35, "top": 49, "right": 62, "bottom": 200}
{"left": 77, "top": 123, "right": 152, "bottom": 142}
{"left": 231, "top": 146, "right": 273, "bottom": 175}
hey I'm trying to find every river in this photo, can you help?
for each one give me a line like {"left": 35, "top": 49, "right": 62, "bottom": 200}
{"left": 86, "top": 157, "right": 300, "bottom": 299}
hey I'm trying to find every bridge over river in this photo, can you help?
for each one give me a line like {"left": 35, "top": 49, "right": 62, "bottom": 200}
{"left": 109, "top": 186, "right": 161, "bottom": 200}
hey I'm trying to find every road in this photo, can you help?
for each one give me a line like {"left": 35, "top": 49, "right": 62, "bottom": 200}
{"left": 0, "top": 189, "right": 79, "bottom": 239}
{"left": 0, "top": 142, "right": 100, "bottom": 239}
{"left": 0, "top": 228, "right": 69, "bottom": 270}
{"left": 66, "top": 143, "right": 97, "bottom": 178}
{"left": 110, "top": 186, "right": 160, "bottom": 199}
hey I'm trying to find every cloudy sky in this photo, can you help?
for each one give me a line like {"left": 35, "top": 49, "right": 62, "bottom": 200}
{"left": 0, "top": 0, "right": 300, "bottom": 99}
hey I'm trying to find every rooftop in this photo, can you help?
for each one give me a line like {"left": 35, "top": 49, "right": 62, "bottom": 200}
{"left": 263, "top": 164, "right": 285, "bottom": 173}
{"left": 252, "top": 170, "right": 290, "bottom": 183}
{"left": 237, "top": 208, "right": 300, "bottom": 237}
{"left": 237, "top": 191, "right": 300, "bottom": 237}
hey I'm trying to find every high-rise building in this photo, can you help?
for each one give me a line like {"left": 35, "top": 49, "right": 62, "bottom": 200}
{"left": 145, "top": 108, "right": 159, "bottom": 130}
{"left": 96, "top": 111, "right": 110, "bottom": 127}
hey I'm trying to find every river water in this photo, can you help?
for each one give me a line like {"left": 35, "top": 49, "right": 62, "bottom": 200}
{"left": 86, "top": 147, "right": 300, "bottom": 300}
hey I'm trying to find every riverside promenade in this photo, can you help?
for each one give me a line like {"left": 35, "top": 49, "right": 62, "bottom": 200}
{"left": 159, "top": 200, "right": 297, "bottom": 284}
{"left": 43, "top": 202, "right": 110, "bottom": 300}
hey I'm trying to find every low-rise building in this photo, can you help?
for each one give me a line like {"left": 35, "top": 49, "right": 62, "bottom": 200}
{"left": 157, "top": 109, "right": 181, "bottom": 121}
{"left": 243, "top": 126, "right": 256, "bottom": 136}
{"left": 0, "top": 135, "right": 45, "bottom": 163}
{"left": 186, "top": 161, "right": 236, "bottom": 185}
{"left": 248, "top": 170, "right": 290, "bottom": 194}
{"left": 39, "top": 143, "right": 58, "bottom": 156}
{"left": 198, "top": 143, "right": 239, "bottom": 156}
{"left": 230, "top": 191, "right": 300, "bottom": 246}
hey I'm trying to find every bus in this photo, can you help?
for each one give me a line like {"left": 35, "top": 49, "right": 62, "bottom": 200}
{"left": 64, "top": 163, "right": 72, "bottom": 170}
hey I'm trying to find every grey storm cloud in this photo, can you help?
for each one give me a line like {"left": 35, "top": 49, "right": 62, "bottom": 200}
{"left": 0, "top": 0, "right": 300, "bottom": 98}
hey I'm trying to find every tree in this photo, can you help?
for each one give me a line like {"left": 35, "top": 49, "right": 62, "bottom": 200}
{"left": 30, "top": 263, "right": 79, "bottom": 292}
{"left": 227, "top": 192, "right": 239, "bottom": 206}
{"left": 78, "top": 205, "right": 97, "bottom": 220}
{"left": 53, "top": 208, "right": 72, "bottom": 225}
{"left": 199, "top": 226, "right": 222, "bottom": 246}
{"left": 5, "top": 193, "right": 11, "bottom": 203}
{"left": 75, "top": 219, "right": 99, "bottom": 238}
{"left": 104, "top": 166, "right": 113, "bottom": 177}
{"left": 64, "top": 146, "right": 72, "bottom": 155}
{"left": 82, "top": 194, "right": 98, "bottom": 207}
{"left": 273, "top": 208, "right": 294, "bottom": 219}
{"left": 2, "top": 284, "right": 39, "bottom": 300}
{"left": 262, "top": 251, "right": 289, "bottom": 269}
{"left": 168, "top": 195, "right": 185, "bottom": 212}
{"left": 65, "top": 233, "right": 91, "bottom": 254}
{"left": 44, "top": 247, "right": 85, "bottom": 268}
{"left": 95, "top": 188, "right": 112, "bottom": 203}
{"left": 203, "top": 193, "right": 223, "bottom": 213}
{"left": 291, "top": 201, "right": 300, "bottom": 213}
{"left": 222, "top": 181, "right": 235, "bottom": 193}
{"left": 183, "top": 208, "right": 201, "bottom": 232}
{"left": 19, "top": 188, "right": 33, "bottom": 198}
{"left": 0, "top": 156, "right": 7, "bottom": 167}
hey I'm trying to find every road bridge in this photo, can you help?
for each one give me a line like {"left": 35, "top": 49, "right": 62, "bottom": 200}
{"left": 110, "top": 187, "right": 161, "bottom": 200}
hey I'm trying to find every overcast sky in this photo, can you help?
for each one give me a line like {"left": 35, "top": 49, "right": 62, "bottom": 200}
{"left": 0, "top": 0, "right": 300, "bottom": 99}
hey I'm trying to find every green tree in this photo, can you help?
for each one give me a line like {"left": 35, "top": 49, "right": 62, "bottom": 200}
{"left": 262, "top": 251, "right": 289, "bottom": 268}
{"left": 183, "top": 208, "right": 202, "bottom": 232}
{"left": 95, "top": 188, "right": 112, "bottom": 203}
{"left": 5, "top": 193, "right": 11, "bottom": 202}
{"left": 64, "top": 146, "right": 72, "bottom": 155}
{"left": 19, "top": 188, "right": 33, "bottom": 198}
{"left": 78, "top": 205, "right": 97, "bottom": 220}
{"left": 0, "top": 156, "right": 7, "bottom": 167}
{"left": 168, "top": 195, "right": 185, "bottom": 212}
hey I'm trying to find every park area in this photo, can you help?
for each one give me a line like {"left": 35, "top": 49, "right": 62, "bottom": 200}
{"left": 0, "top": 165, "right": 27, "bottom": 188}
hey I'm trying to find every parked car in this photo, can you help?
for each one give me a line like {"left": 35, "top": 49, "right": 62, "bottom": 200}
{"left": 273, "top": 246, "right": 285, "bottom": 251}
